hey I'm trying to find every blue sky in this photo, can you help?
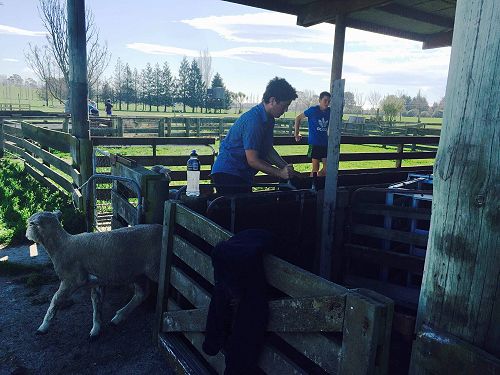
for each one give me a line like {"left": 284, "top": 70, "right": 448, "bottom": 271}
{"left": 0, "top": 0, "right": 452, "bottom": 105}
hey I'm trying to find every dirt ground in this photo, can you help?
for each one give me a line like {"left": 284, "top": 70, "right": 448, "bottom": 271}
{"left": 0, "top": 244, "right": 173, "bottom": 375}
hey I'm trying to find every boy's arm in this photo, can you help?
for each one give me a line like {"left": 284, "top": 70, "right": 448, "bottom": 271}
{"left": 294, "top": 113, "right": 306, "bottom": 142}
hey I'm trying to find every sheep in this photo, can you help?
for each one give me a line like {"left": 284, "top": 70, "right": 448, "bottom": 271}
{"left": 25, "top": 210, "right": 163, "bottom": 338}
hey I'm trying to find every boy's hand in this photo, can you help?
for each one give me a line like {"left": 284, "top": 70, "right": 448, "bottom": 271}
{"left": 294, "top": 133, "right": 302, "bottom": 142}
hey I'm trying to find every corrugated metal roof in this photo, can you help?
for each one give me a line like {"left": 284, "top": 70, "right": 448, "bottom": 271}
{"left": 223, "top": 0, "right": 456, "bottom": 48}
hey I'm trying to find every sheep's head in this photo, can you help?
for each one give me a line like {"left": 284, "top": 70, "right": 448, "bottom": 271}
{"left": 26, "top": 211, "right": 63, "bottom": 244}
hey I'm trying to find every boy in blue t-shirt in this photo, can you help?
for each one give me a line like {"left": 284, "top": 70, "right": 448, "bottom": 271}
{"left": 294, "top": 91, "right": 331, "bottom": 176}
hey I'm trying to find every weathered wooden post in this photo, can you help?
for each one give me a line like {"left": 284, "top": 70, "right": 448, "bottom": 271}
{"left": 411, "top": 0, "right": 500, "bottom": 372}
{"left": 67, "top": 0, "right": 92, "bottom": 213}
{"left": 319, "top": 13, "right": 346, "bottom": 280}
{"left": 166, "top": 117, "right": 172, "bottom": 137}
{"left": 158, "top": 118, "right": 165, "bottom": 137}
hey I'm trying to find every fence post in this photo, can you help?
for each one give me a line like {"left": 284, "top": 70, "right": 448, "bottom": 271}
{"left": 166, "top": 118, "right": 172, "bottom": 137}
{"left": 62, "top": 115, "right": 69, "bottom": 133}
{"left": 158, "top": 118, "right": 165, "bottom": 137}
{"left": 185, "top": 118, "right": 190, "bottom": 137}
{"left": 288, "top": 120, "right": 294, "bottom": 136}
{"left": 117, "top": 117, "right": 124, "bottom": 137}
{"left": 395, "top": 143, "right": 404, "bottom": 168}
{"left": 196, "top": 118, "right": 201, "bottom": 136}
{"left": 218, "top": 119, "right": 223, "bottom": 138}
{"left": 0, "top": 118, "right": 4, "bottom": 158}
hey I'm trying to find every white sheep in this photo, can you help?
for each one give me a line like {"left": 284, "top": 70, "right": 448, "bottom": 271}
{"left": 25, "top": 210, "right": 162, "bottom": 338}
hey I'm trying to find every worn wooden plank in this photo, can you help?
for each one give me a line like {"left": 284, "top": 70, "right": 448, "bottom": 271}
{"left": 344, "top": 275, "right": 420, "bottom": 308}
{"left": 24, "top": 163, "right": 65, "bottom": 194}
{"left": 111, "top": 190, "right": 138, "bottom": 226}
{"left": 125, "top": 154, "right": 215, "bottom": 166}
{"left": 155, "top": 201, "right": 177, "bottom": 338}
{"left": 351, "top": 224, "right": 429, "bottom": 247}
{"left": 345, "top": 244, "right": 425, "bottom": 274}
{"left": 352, "top": 203, "right": 431, "bottom": 220}
{"left": 172, "top": 235, "right": 214, "bottom": 284}
{"left": 163, "top": 295, "right": 344, "bottom": 333}
{"left": 175, "top": 204, "right": 232, "bottom": 246}
{"left": 410, "top": 325, "right": 500, "bottom": 375}
{"left": 3, "top": 124, "right": 23, "bottom": 138}
{"left": 167, "top": 299, "right": 226, "bottom": 374}
{"left": 338, "top": 291, "right": 386, "bottom": 375}
{"left": 158, "top": 333, "right": 212, "bottom": 375}
{"left": 22, "top": 151, "right": 73, "bottom": 192}
{"left": 264, "top": 255, "right": 347, "bottom": 298}
{"left": 21, "top": 121, "right": 71, "bottom": 152}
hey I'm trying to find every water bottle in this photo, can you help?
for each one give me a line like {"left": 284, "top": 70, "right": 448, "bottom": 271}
{"left": 186, "top": 150, "right": 200, "bottom": 197}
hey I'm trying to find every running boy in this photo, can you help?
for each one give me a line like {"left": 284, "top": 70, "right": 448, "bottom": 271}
{"left": 294, "top": 91, "right": 331, "bottom": 176}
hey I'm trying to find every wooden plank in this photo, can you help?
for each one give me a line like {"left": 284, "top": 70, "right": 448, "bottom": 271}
{"left": 22, "top": 151, "right": 73, "bottom": 192}
{"left": 157, "top": 333, "right": 212, "bottom": 375}
{"left": 3, "top": 124, "right": 23, "bottom": 138}
{"left": 351, "top": 223, "right": 428, "bottom": 247}
{"left": 272, "top": 135, "right": 440, "bottom": 146}
{"left": 155, "top": 201, "right": 177, "bottom": 337}
{"left": 264, "top": 255, "right": 347, "bottom": 298}
{"left": 91, "top": 136, "right": 216, "bottom": 146}
{"left": 167, "top": 299, "right": 226, "bottom": 373}
{"left": 172, "top": 235, "right": 214, "bottom": 284}
{"left": 165, "top": 170, "right": 212, "bottom": 181}
{"left": 175, "top": 204, "right": 232, "bottom": 246}
{"left": 21, "top": 138, "right": 80, "bottom": 185}
{"left": 352, "top": 203, "right": 431, "bottom": 220}
{"left": 21, "top": 121, "right": 71, "bottom": 152}
{"left": 344, "top": 275, "right": 420, "bottom": 308}
{"left": 163, "top": 295, "right": 345, "bottom": 333}
{"left": 338, "top": 290, "right": 387, "bottom": 374}
{"left": 345, "top": 244, "right": 425, "bottom": 274}
{"left": 24, "top": 163, "right": 65, "bottom": 194}
{"left": 410, "top": 325, "right": 500, "bottom": 375}
{"left": 111, "top": 190, "right": 138, "bottom": 226}
{"left": 125, "top": 154, "right": 215, "bottom": 167}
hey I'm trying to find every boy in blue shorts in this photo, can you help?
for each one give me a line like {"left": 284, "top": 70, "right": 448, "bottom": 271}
{"left": 294, "top": 91, "right": 331, "bottom": 176}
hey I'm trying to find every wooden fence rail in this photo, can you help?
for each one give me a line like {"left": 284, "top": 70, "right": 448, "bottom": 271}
{"left": 156, "top": 201, "right": 394, "bottom": 374}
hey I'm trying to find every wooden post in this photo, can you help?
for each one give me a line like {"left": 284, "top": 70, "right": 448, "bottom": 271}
{"left": 67, "top": 0, "right": 92, "bottom": 213}
{"left": 0, "top": 118, "right": 4, "bottom": 158}
{"left": 158, "top": 118, "right": 165, "bottom": 137}
{"left": 185, "top": 118, "right": 190, "bottom": 137}
{"left": 395, "top": 143, "right": 404, "bottom": 168}
{"left": 412, "top": 0, "right": 500, "bottom": 370}
{"left": 218, "top": 119, "right": 223, "bottom": 137}
{"left": 319, "top": 79, "right": 345, "bottom": 279}
{"left": 166, "top": 118, "right": 172, "bottom": 136}
{"left": 330, "top": 14, "right": 346, "bottom": 88}
{"left": 117, "top": 117, "right": 123, "bottom": 137}
{"left": 62, "top": 116, "right": 69, "bottom": 133}
{"left": 196, "top": 118, "right": 201, "bottom": 136}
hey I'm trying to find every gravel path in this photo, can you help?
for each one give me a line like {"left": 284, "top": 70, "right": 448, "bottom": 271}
{"left": 0, "top": 244, "right": 173, "bottom": 375}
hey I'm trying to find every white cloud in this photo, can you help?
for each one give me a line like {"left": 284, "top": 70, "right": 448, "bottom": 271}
{"left": 3, "top": 58, "right": 19, "bottom": 62}
{"left": 126, "top": 43, "right": 198, "bottom": 57}
{"left": 0, "top": 24, "right": 47, "bottom": 37}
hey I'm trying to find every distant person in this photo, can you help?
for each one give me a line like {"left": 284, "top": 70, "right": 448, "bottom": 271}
{"left": 211, "top": 77, "right": 299, "bottom": 195}
{"left": 294, "top": 91, "right": 331, "bottom": 176}
{"left": 105, "top": 99, "right": 113, "bottom": 116}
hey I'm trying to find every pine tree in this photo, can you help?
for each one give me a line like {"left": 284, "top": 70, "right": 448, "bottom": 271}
{"left": 178, "top": 57, "right": 190, "bottom": 112}
{"left": 161, "top": 61, "right": 174, "bottom": 112}
{"left": 187, "top": 59, "right": 204, "bottom": 113}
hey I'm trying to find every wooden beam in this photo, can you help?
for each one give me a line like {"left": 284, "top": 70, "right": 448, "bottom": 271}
{"left": 377, "top": 3, "right": 454, "bottom": 29}
{"left": 423, "top": 30, "right": 454, "bottom": 49}
{"left": 222, "top": 0, "right": 297, "bottom": 15}
{"left": 319, "top": 79, "right": 345, "bottom": 279}
{"left": 297, "top": 0, "right": 391, "bottom": 27}
{"left": 414, "top": 0, "right": 500, "bottom": 363}
{"left": 331, "top": 14, "right": 346, "bottom": 83}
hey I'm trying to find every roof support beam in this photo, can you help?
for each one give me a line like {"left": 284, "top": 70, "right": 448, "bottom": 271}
{"left": 297, "top": 0, "right": 392, "bottom": 27}
{"left": 376, "top": 3, "right": 454, "bottom": 29}
{"left": 423, "top": 30, "right": 454, "bottom": 49}
{"left": 222, "top": 0, "right": 297, "bottom": 15}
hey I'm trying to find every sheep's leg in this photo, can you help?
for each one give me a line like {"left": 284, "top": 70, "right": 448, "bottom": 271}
{"left": 90, "top": 285, "right": 105, "bottom": 338}
{"left": 111, "top": 277, "right": 149, "bottom": 325}
{"left": 37, "top": 280, "right": 77, "bottom": 334}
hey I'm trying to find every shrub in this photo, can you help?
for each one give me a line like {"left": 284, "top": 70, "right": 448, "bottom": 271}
{"left": 0, "top": 159, "right": 85, "bottom": 245}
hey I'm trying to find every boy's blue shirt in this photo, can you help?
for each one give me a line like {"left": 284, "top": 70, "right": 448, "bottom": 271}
{"left": 304, "top": 105, "right": 330, "bottom": 146}
{"left": 211, "top": 103, "right": 275, "bottom": 184}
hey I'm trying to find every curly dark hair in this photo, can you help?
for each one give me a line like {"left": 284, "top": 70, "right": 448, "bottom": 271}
{"left": 262, "top": 77, "right": 298, "bottom": 103}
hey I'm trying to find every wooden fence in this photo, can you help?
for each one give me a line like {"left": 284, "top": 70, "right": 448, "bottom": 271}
{"left": 1, "top": 119, "right": 83, "bottom": 206}
{"left": 156, "top": 200, "right": 394, "bottom": 374}
{"left": 0, "top": 103, "right": 32, "bottom": 111}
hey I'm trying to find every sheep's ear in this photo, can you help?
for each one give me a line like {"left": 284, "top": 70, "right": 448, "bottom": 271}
{"left": 53, "top": 210, "right": 63, "bottom": 220}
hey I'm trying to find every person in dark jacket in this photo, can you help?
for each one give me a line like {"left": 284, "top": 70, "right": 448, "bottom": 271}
{"left": 105, "top": 99, "right": 113, "bottom": 116}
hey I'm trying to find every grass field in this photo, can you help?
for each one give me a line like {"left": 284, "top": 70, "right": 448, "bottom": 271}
{"left": 1, "top": 84, "right": 443, "bottom": 125}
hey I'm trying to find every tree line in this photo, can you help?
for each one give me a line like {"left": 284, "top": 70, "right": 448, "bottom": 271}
{"left": 98, "top": 56, "right": 236, "bottom": 114}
